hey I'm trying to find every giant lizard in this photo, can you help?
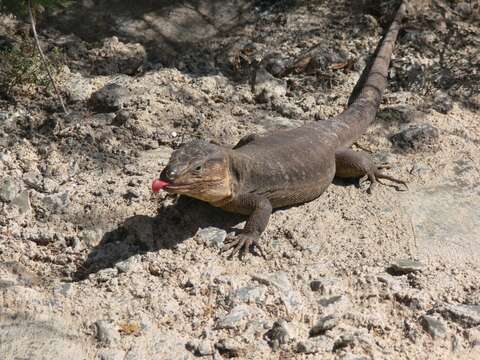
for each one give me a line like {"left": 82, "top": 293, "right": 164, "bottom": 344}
{"left": 152, "top": 1, "right": 408, "bottom": 258}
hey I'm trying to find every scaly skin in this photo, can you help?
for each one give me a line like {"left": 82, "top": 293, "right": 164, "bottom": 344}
{"left": 156, "top": 2, "right": 408, "bottom": 258}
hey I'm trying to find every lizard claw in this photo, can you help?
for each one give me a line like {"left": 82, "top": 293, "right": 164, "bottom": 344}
{"left": 220, "top": 233, "right": 264, "bottom": 259}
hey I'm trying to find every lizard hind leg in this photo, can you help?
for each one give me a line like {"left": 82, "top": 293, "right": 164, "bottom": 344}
{"left": 335, "top": 149, "right": 407, "bottom": 194}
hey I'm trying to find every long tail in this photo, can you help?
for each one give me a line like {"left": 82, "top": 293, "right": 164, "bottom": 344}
{"left": 336, "top": 1, "right": 407, "bottom": 146}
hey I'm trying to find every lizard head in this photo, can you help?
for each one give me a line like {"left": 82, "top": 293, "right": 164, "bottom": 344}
{"left": 153, "top": 140, "right": 232, "bottom": 203}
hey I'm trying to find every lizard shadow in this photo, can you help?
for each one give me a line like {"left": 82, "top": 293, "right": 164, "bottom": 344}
{"left": 72, "top": 196, "right": 244, "bottom": 281}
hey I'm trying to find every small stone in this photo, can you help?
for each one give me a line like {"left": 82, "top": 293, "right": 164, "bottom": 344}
{"left": 0, "top": 177, "right": 18, "bottom": 202}
{"left": 466, "top": 327, "right": 480, "bottom": 348}
{"left": 215, "top": 305, "right": 255, "bottom": 329}
{"left": 253, "top": 271, "right": 291, "bottom": 292}
{"left": 296, "top": 336, "right": 334, "bottom": 354}
{"left": 253, "top": 66, "right": 287, "bottom": 103}
{"left": 388, "top": 259, "right": 425, "bottom": 275}
{"left": 43, "top": 178, "right": 59, "bottom": 194}
{"left": 455, "top": 2, "right": 473, "bottom": 17}
{"left": 420, "top": 315, "right": 447, "bottom": 339}
{"left": 90, "top": 83, "right": 130, "bottom": 112}
{"left": 390, "top": 124, "right": 439, "bottom": 151}
{"left": 309, "top": 315, "right": 339, "bottom": 337}
{"left": 54, "top": 283, "right": 74, "bottom": 297}
{"left": 265, "top": 319, "right": 296, "bottom": 349}
{"left": 256, "top": 115, "right": 300, "bottom": 130}
{"left": 310, "top": 277, "right": 341, "bottom": 294}
{"left": 79, "top": 229, "right": 101, "bottom": 247}
{"left": 195, "top": 227, "right": 227, "bottom": 248}
{"left": 98, "top": 349, "right": 126, "bottom": 360}
{"left": 23, "top": 170, "right": 44, "bottom": 191}
{"left": 433, "top": 94, "right": 453, "bottom": 114}
{"left": 95, "top": 320, "right": 121, "bottom": 346}
{"left": 318, "top": 295, "right": 351, "bottom": 316}
{"left": 12, "top": 190, "right": 32, "bottom": 215}
{"left": 196, "top": 341, "right": 214, "bottom": 356}
{"left": 65, "top": 72, "right": 96, "bottom": 102}
{"left": 215, "top": 338, "right": 245, "bottom": 358}
{"left": 115, "top": 257, "right": 139, "bottom": 273}
{"left": 186, "top": 340, "right": 214, "bottom": 356}
{"left": 467, "top": 94, "right": 480, "bottom": 110}
{"left": 437, "top": 304, "right": 480, "bottom": 327}
{"left": 95, "top": 268, "right": 118, "bottom": 282}
{"left": 90, "top": 37, "right": 146, "bottom": 76}
{"left": 333, "top": 333, "right": 355, "bottom": 351}
{"left": 112, "top": 110, "right": 129, "bottom": 126}
{"left": 272, "top": 100, "right": 303, "bottom": 118}
{"left": 409, "top": 162, "right": 430, "bottom": 176}
{"left": 230, "top": 285, "right": 267, "bottom": 304}
{"left": 41, "top": 191, "right": 70, "bottom": 213}
{"left": 125, "top": 188, "right": 141, "bottom": 199}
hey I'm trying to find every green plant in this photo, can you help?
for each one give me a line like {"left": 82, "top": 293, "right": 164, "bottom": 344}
{"left": 0, "top": 42, "right": 64, "bottom": 96}
{"left": 0, "top": 0, "right": 71, "bottom": 112}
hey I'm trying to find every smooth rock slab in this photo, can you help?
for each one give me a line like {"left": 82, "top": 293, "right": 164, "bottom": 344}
{"left": 0, "top": 313, "right": 94, "bottom": 359}
{"left": 402, "top": 184, "right": 480, "bottom": 263}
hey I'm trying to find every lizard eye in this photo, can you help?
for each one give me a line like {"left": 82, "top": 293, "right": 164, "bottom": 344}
{"left": 194, "top": 164, "right": 203, "bottom": 172}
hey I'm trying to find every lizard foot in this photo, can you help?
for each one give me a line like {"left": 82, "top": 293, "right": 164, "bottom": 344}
{"left": 220, "top": 233, "right": 265, "bottom": 259}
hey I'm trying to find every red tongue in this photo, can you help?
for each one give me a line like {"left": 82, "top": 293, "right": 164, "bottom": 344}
{"left": 152, "top": 179, "right": 169, "bottom": 193}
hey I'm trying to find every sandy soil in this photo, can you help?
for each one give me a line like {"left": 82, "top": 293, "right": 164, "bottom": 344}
{"left": 1, "top": 0, "right": 479, "bottom": 359}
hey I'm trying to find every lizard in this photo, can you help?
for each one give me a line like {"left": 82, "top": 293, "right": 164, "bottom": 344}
{"left": 152, "top": 1, "right": 408, "bottom": 258}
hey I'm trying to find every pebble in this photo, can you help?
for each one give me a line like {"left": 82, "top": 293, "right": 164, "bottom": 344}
{"left": 95, "top": 268, "right": 119, "bottom": 282}
{"left": 253, "top": 66, "right": 287, "bottom": 103}
{"left": 186, "top": 340, "right": 214, "bottom": 356}
{"left": 437, "top": 304, "right": 480, "bottom": 327}
{"left": 98, "top": 349, "right": 126, "bottom": 360}
{"left": 420, "top": 315, "right": 447, "bottom": 339}
{"left": 252, "top": 271, "right": 291, "bottom": 292}
{"left": 265, "top": 319, "right": 296, "bottom": 349}
{"left": 41, "top": 191, "right": 70, "bottom": 213}
{"left": 309, "top": 315, "right": 339, "bottom": 336}
{"left": 310, "top": 276, "right": 341, "bottom": 295}
{"left": 23, "top": 170, "right": 44, "bottom": 191}
{"left": 433, "top": 93, "right": 453, "bottom": 114}
{"left": 115, "top": 257, "right": 140, "bottom": 273}
{"left": 390, "top": 124, "right": 439, "bottom": 151}
{"left": 12, "top": 190, "right": 32, "bottom": 215}
{"left": 272, "top": 100, "right": 303, "bottom": 119}
{"left": 90, "top": 83, "right": 130, "bottom": 112}
{"left": 388, "top": 259, "right": 425, "bottom": 275}
{"left": 230, "top": 285, "right": 267, "bottom": 304}
{"left": 95, "top": 320, "right": 121, "bottom": 346}
{"left": 0, "top": 177, "right": 18, "bottom": 202}
{"left": 318, "top": 295, "right": 351, "bottom": 316}
{"left": 296, "top": 336, "right": 334, "bottom": 354}
{"left": 215, "top": 304, "right": 255, "bottom": 329}
{"left": 215, "top": 338, "right": 245, "bottom": 358}
{"left": 333, "top": 333, "right": 355, "bottom": 351}
{"left": 195, "top": 227, "right": 227, "bottom": 248}
{"left": 79, "top": 229, "right": 101, "bottom": 247}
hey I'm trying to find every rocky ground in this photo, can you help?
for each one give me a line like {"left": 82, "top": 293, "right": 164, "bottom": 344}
{"left": 1, "top": 0, "right": 480, "bottom": 359}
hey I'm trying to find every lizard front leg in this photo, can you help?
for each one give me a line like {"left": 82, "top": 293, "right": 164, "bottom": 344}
{"left": 220, "top": 194, "right": 272, "bottom": 259}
